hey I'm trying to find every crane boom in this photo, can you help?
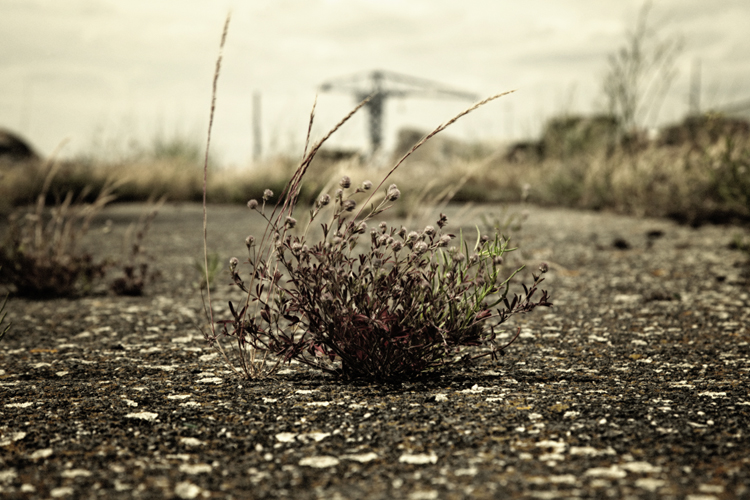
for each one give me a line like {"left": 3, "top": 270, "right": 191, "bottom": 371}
{"left": 319, "top": 69, "right": 477, "bottom": 153}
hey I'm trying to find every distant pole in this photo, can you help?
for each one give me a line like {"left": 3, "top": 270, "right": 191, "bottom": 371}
{"left": 689, "top": 59, "right": 701, "bottom": 116}
{"left": 252, "top": 91, "right": 262, "bottom": 162}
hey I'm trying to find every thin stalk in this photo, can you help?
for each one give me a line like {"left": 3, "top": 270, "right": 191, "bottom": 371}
{"left": 202, "top": 12, "right": 231, "bottom": 341}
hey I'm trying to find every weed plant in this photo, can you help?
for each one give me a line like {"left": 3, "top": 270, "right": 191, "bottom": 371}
{"left": 199, "top": 29, "right": 552, "bottom": 381}
{"left": 194, "top": 251, "right": 222, "bottom": 291}
{"left": 0, "top": 160, "right": 114, "bottom": 297}
{"left": 0, "top": 157, "right": 163, "bottom": 297}
{"left": 110, "top": 197, "right": 165, "bottom": 296}
{"left": 219, "top": 181, "right": 551, "bottom": 382}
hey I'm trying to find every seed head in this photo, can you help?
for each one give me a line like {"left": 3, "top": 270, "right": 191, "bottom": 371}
{"left": 387, "top": 184, "right": 401, "bottom": 201}
{"left": 247, "top": 199, "right": 259, "bottom": 210}
{"left": 379, "top": 221, "right": 388, "bottom": 233}
{"left": 494, "top": 255, "right": 504, "bottom": 266}
{"left": 414, "top": 241, "right": 428, "bottom": 255}
{"left": 392, "top": 241, "right": 403, "bottom": 252}
{"left": 285, "top": 217, "right": 297, "bottom": 229}
{"left": 423, "top": 225, "right": 435, "bottom": 237}
{"left": 245, "top": 235, "right": 255, "bottom": 247}
{"left": 263, "top": 189, "right": 274, "bottom": 201}
{"left": 342, "top": 199, "right": 356, "bottom": 211}
{"left": 355, "top": 221, "right": 367, "bottom": 234}
{"left": 229, "top": 257, "right": 239, "bottom": 271}
{"left": 438, "top": 234, "right": 452, "bottom": 247}
{"left": 406, "top": 231, "right": 419, "bottom": 242}
{"left": 362, "top": 180, "right": 372, "bottom": 190}
{"left": 335, "top": 189, "right": 343, "bottom": 200}
{"left": 318, "top": 194, "right": 331, "bottom": 207}
{"left": 539, "top": 262, "right": 549, "bottom": 273}
{"left": 437, "top": 213, "right": 448, "bottom": 228}
{"left": 398, "top": 226, "right": 407, "bottom": 238}
{"left": 339, "top": 176, "right": 351, "bottom": 189}
{"left": 452, "top": 253, "right": 466, "bottom": 263}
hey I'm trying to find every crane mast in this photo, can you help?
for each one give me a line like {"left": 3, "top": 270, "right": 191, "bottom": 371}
{"left": 319, "top": 69, "right": 477, "bottom": 154}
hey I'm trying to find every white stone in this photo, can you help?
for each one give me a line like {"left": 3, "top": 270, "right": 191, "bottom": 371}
{"left": 50, "top": 486, "right": 74, "bottom": 497}
{"left": 399, "top": 452, "right": 438, "bottom": 465}
{"left": 275, "top": 432, "right": 297, "bottom": 443}
{"left": 299, "top": 456, "right": 340, "bottom": 468}
{"left": 179, "top": 437, "right": 205, "bottom": 447}
{"left": 0, "top": 469, "right": 18, "bottom": 482}
{"left": 698, "top": 392, "right": 727, "bottom": 399}
{"left": 341, "top": 452, "right": 378, "bottom": 463}
{"left": 5, "top": 402, "right": 33, "bottom": 408}
{"left": 30, "top": 448, "right": 53, "bottom": 460}
{"left": 584, "top": 465, "right": 626, "bottom": 479}
{"left": 125, "top": 411, "right": 158, "bottom": 421}
{"left": 408, "top": 491, "right": 439, "bottom": 500}
{"left": 61, "top": 469, "right": 92, "bottom": 478}
{"left": 196, "top": 377, "right": 223, "bottom": 384}
{"left": 179, "top": 463, "right": 212, "bottom": 474}
{"left": 454, "top": 467, "right": 478, "bottom": 476}
{"left": 175, "top": 481, "right": 202, "bottom": 499}
{"left": 635, "top": 478, "right": 665, "bottom": 492}
{"left": 622, "top": 461, "right": 661, "bottom": 473}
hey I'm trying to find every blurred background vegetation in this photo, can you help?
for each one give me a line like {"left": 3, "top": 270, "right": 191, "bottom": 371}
{"left": 1, "top": 3, "right": 748, "bottom": 227}
{"left": 1, "top": 111, "right": 748, "bottom": 227}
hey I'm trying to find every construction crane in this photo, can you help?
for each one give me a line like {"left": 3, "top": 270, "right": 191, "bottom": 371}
{"left": 319, "top": 69, "right": 478, "bottom": 154}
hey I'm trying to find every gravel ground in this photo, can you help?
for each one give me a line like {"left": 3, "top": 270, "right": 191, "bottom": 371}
{"left": 1, "top": 202, "right": 749, "bottom": 500}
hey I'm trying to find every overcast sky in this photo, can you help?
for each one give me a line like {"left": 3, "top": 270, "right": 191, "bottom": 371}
{"left": 1, "top": 0, "right": 749, "bottom": 166}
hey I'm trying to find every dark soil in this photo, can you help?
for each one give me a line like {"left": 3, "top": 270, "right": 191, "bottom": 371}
{"left": 1, "top": 202, "right": 749, "bottom": 499}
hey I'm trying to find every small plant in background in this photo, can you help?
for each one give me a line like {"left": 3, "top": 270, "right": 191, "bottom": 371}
{"left": 481, "top": 183, "right": 531, "bottom": 237}
{"left": 110, "top": 196, "right": 165, "bottom": 296}
{"left": 0, "top": 160, "right": 115, "bottom": 297}
{"left": 194, "top": 251, "right": 222, "bottom": 291}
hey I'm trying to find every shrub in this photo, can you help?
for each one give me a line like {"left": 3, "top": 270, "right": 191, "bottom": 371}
{"left": 202, "top": 92, "right": 552, "bottom": 382}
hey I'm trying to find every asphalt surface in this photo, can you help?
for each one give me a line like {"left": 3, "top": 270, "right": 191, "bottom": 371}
{"left": 1, "top": 202, "right": 749, "bottom": 499}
